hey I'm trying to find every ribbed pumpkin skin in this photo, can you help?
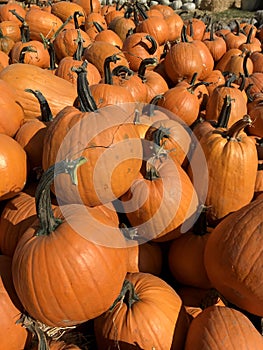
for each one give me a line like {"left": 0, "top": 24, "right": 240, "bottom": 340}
{"left": 196, "top": 123, "right": 257, "bottom": 221}
{"left": 0, "top": 134, "right": 27, "bottom": 201}
{"left": 0, "top": 63, "right": 77, "bottom": 120}
{"left": 94, "top": 272, "right": 183, "bottom": 350}
{"left": 0, "top": 80, "right": 24, "bottom": 137}
{"left": 204, "top": 199, "right": 263, "bottom": 316}
{"left": 42, "top": 105, "right": 142, "bottom": 207}
{"left": 184, "top": 306, "right": 263, "bottom": 350}
{"left": 0, "top": 255, "right": 29, "bottom": 350}
{"left": 12, "top": 204, "right": 128, "bottom": 327}
{"left": 0, "top": 192, "right": 36, "bottom": 256}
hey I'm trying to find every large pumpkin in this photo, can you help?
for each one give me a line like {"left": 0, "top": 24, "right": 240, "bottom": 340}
{"left": 94, "top": 272, "right": 186, "bottom": 350}
{"left": 204, "top": 197, "right": 263, "bottom": 316}
{"left": 12, "top": 159, "right": 128, "bottom": 327}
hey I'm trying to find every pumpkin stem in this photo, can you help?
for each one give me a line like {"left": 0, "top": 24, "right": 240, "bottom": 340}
{"left": 209, "top": 21, "right": 216, "bottom": 41}
{"left": 93, "top": 21, "right": 104, "bottom": 33}
{"left": 72, "top": 60, "right": 98, "bottom": 112}
{"left": 137, "top": 57, "right": 158, "bottom": 82}
{"left": 120, "top": 223, "right": 139, "bottom": 240}
{"left": 188, "top": 81, "right": 210, "bottom": 94}
{"left": 25, "top": 89, "right": 53, "bottom": 122}
{"left": 221, "top": 115, "right": 252, "bottom": 140}
{"left": 18, "top": 46, "right": 37, "bottom": 63}
{"left": 73, "top": 29, "right": 84, "bottom": 61}
{"left": 110, "top": 279, "right": 140, "bottom": 311}
{"left": 245, "top": 26, "right": 254, "bottom": 44}
{"left": 189, "top": 72, "right": 198, "bottom": 86}
{"left": 234, "top": 19, "right": 241, "bottom": 36}
{"left": 144, "top": 152, "right": 168, "bottom": 180}
{"left": 112, "top": 65, "right": 134, "bottom": 78}
{"left": 243, "top": 50, "right": 251, "bottom": 78}
{"left": 188, "top": 19, "right": 194, "bottom": 38}
{"left": 225, "top": 73, "right": 237, "bottom": 87}
{"left": 216, "top": 95, "right": 232, "bottom": 128}
{"left": 50, "top": 14, "right": 74, "bottom": 42}
{"left": 193, "top": 205, "right": 210, "bottom": 236}
{"left": 20, "top": 22, "right": 30, "bottom": 43}
{"left": 9, "top": 9, "right": 25, "bottom": 24}
{"left": 143, "top": 94, "right": 164, "bottom": 117}
{"left": 35, "top": 157, "right": 87, "bottom": 236}
{"left": 104, "top": 54, "right": 121, "bottom": 85}
{"left": 181, "top": 25, "right": 189, "bottom": 43}
{"left": 73, "top": 11, "right": 83, "bottom": 30}
{"left": 135, "top": 1, "right": 148, "bottom": 20}
{"left": 143, "top": 34, "right": 158, "bottom": 55}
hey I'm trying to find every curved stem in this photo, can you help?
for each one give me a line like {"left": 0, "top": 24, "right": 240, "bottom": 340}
{"left": 72, "top": 60, "right": 98, "bottom": 112}
{"left": 25, "top": 89, "right": 53, "bottom": 122}
{"left": 110, "top": 280, "right": 140, "bottom": 311}
{"left": 245, "top": 83, "right": 255, "bottom": 102}
{"left": 19, "top": 46, "right": 37, "bottom": 63}
{"left": 35, "top": 157, "right": 87, "bottom": 236}
{"left": 137, "top": 57, "right": 158, "bottom": 82}
{"left": 225, "top": 73, "right": 237, "bottom": 87}
{"left": 104, "top": 54, "right": 121, "bottom": 85}
{"left": 221, "top": 115, "right": 252, "bottom": 140}
{"left": 234, "top": 19, "right": 241, "bottom": 36}
{"left": 47, "top": 42, "right": 56, "bottom": 70}
{"left": 143, "top": 94, "right": 164, "bottom": 116}
{"left": 209, "top": 21, "right": 215, "bottom": 41}
{"left": 20, "top": 23, "right": 30, "bottom": 43}
{"left": 152, "top": 125, "right": 170, "bottom": 146}
{"left": 245, "top": 26, "right": 254, "bottom": 44}
{"left": 188, "top": 81, "right": 210, "bottom": 94}
{"left": 90, "top": 0, "right": 93, "bottom": 13}
{"left": 73, "top": 11, "right": 83, "bottom": 30}
{"left": 243, "top": 50, "right": 251, "bottom": 78}
{"left": 144, "top": 35, "right": 158, "bottom": 55}
{"left": 238, "top": 73, "right": 246, "bottom": 91}
{"left": 145, "top": 157, "right": 161, "bottom": 180}
{"left": 189, "top": 72, "right": 198, "bottom": 86}
{"left": 112, "top": 65, "right": 134, "bottom": 77}
{"left": 50, "top": 14, "right": 73, "bottom": 42}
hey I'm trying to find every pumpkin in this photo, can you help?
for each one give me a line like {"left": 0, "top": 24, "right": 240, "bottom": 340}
{"left": 250, "top": 51, "right": 263, "bottom": 73}
{"left": 185, "top": 17, "right": 206, "bottom": 41}
{"left": 51, "top": 1, "right": 85, "bottom": 27}
{"left": 239, "top": 27, "right": 261, "bottom": 53}
{"left": 122, "top": 32, "right": 160, "bottom": 72}
{"left": 192, "top": 116, "right": 258, "bottom": 222}
{"left": 0, "top": 20, "right": 21, "bottom": 42}
{"left": 0, "top": 134, "right": 27, "bottom": 201}
{"left": 168, "top": 206, "right": 213, "bottom": 289}
{"left": 0, "top": 63, "right": 77, "bottom": 120}
{"left": 0, "top": 191, "right": 37, "bottom": 256}
{"left": 0, "top": 255, "right": 30, "bottom": 350}
{"left": 135, "top": 1, "right": 169, "bottom": 46}
{"left": 0, "top": 2, "right": 26, "bottom": 25}
{"left": 12, "top": 158, "right": 128, "bottom": 327}
{"left": 42, "top": 61, "right": 142, "bottom": 207}
{"left": 15, "top": 89, "right": 53, "bottom": 175}
{"left": 83, "top": 40, "right": 129, "bottom": 77}
{"left": 24, "top": 8, "right": 64, "bottom": 41}
{"left": 164, "top": 12, "right": 184, "bottom": 42}
{"left": 202, "top": 21, "right": 227, "bottom": 62}
{"left": 224, "top": 20, "right": 247, "bottom": 50}
{"left": 0, "top": 79, "right": 24, "bottom": 137}
{"left": 72, "top": 0, "right": 101, "bottom": 15}
{"left": 0, "top": 28, "right": 15, "bottom": 54}
{"left": 94, "top": 272, "right": 186, "bottom": 350}
{"left": 184, "top": 305, "right": 263, "bottom": 349}
{"left": 107, "top": 10, "right": 136, "bottom": 42}
{"left": 121, "top": 154, "right": 198, "bottom": 242}
{"left": 143, "top": 117, "right": 192, "bottom": 166}
{"left": 204, "top": 197, "right": 263, "bottom": 316}
{"left": 205, "top": 74, "right": 247, "bottom": 127}
{"left": 164, "top": 26, "right": 203, "bottom": 84}
{"left": 93, "top": 22, "right": 123, "bottom": 49}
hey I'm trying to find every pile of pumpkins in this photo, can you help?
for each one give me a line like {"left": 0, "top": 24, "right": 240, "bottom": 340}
{"left": 0, "top": 0, "right": 263, "bottom": 349}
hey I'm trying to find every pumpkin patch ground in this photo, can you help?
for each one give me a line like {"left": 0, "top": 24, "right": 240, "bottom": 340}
{"left": 0, "top": 0, "right": 263, "bottom": 349}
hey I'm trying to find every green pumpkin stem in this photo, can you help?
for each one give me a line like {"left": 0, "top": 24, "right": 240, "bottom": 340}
{"left": 93, "top": 21, "right": 104, "bottom": 33}
{"left": 137, "top": 57, "right": 158, "bottom": 82}
{"left": 72, "top": 60, "right": 98, "bottom": 112}
{"left": 112, "top": 65, "right": 134, "bottom": 77}
{"left": 225, "top": 73, "right": 237, "bottom": 87}
{"left": 18, "top": 46, "right": 37, "bottom": 63}
{"left": 243, "top": 50, "right": 251, "bottom": 78}
{"left": 181, "top": 25, "right": 189, "bottom": 43}
{"left": 20, "top": 22, "right": 30, "bottom": 43}
{"left": 135, "top": 1, "right": 148, "bottom": 20}
{"left": 110, "top": 279, "right": 140, "bottom": 311}
{"left": 35, "top": 157, "right": 87, "bottom": 236}
{"left": 143, "top": 94, "right": 164, "bottom": 117}
{"left": 104, "top": 54, "right": 121, "bottom": 85}
{"left": 216, "top": 95, "right": 232, "bottom": 128}
{"left": 25, "top": 89, "right": 53, "bottom": 122}
{"left": 9, "top": 9, "right": 25, "bottom": 24}
{"left": 221, "top": 115, "right": 252, "bottom": 140}
{"left": 234, "top": 19, "right": 241, "bottom": 36}
{"left": 73, "top": 11, "right": 83, "bottom": 30}
{"left": 73, "top": 29, "right": 84, "bottom": 61}
{"left": 50, "top": 14, "right": 74, "bottom": 41}
{"left": 47, "top": 41, "right": 56, "bottom": 70}
{"left": 245, "top": 26, "right": 254, "bottom": 44}
{"left": 144, "top": 34, "right": 158, "bottom": 55}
